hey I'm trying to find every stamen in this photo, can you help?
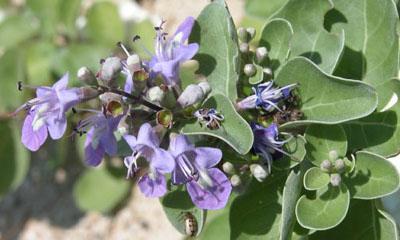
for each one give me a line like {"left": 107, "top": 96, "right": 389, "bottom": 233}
{"left": 17, "top": 81, "right": 23, "bottom": 91}
{"left": 117, "top": 41, "right": 131, "bottom": 57}
{"left": 132, "top": 35, "right": 141, "bottom": 42}
{"left": 99, "top": 59, "right": 105, "bottom": 64}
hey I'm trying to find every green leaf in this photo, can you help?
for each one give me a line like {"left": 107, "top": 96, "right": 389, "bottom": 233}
{"left": 52, "top": 44, "right": 110, "bottom": 85}
{"left": 274, "top": 135, "right": 306, "bottom": 170}
{"left": 190, "top": 0, "right": 240, "bottom": 101}
{"left": 259, "top": 18, "right": 293, "bottom": 72}
{"left": 245, "top": 0, "right": 289, "bottom": 19}
{"left": 0, "top": 49, "right": 24, "bottom": 112}
{"left": 73, "top": 167, "right": 130, "bottom": 213}
{"left": 303, "top": 167, "right": 330, "bottom": 191}
{"left": 272, "top": 0, "right": 345, "bottom": 73}
{"left": 296, "top": 184, "right": 350, "bottom": 230}
{"left": 199, "top": 210, "right": 229, "bottom": 240}
{"left": 346, "top": 151, "right": 400, "bottom": 199}
{"left": 181, "top": 94, "right": 253, "bottom": 154}
{"left": 85, "top": 1, "right": 124, "bottom": 46}
{"left": 276, "top": 57, "right": 378, "bottom": 126}
{"left": 329, "top": 0, "right": 399, "bottom": 109}
{"left": 343, "top": 79, "right": 400, "bottom": 157}
{"left": 26, "top": 0, "right": 60, "bottom": 37}
{"left": 25, "top": 41, "right": 56, "bottom": 86}
{"left": 305, "top": 124, "right": 347, "bottom": 166}
{"left": 248, "top": 63, "right": 264, "bottom": 85}
{"left": 230, "top": 171, "right": 288, "bottom": 239}
{"left": 161, "top": 190, "right": 205, "bottom": 237}
{"left": 309, "top": 200, "right": 398, "bottom": 240}
{"left": 0, "top": 12, "right": 39, "bottom": 50}
{"left": 0, "top": 120, "right": 29, "bottom": 199}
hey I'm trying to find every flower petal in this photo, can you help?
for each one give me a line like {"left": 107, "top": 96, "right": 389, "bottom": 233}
{"left": 138, "top": 172, "right": 167, "bottom": 198}
{"left": 52, "top": 72, "right": 69, "bottom": 91}
{"left": 186, "top": 168, "right": 232, "bottom": 210}
{"left": 21, "top": 112, "right": 48, "bottom": 151}
{"left": 152, "top": 60, "right": 179, "bottom": 85}
{"left": 194, "top": 147, "right": 222, "bottom": 169}
{"left": 123, "top": 135, "right": 137, "bottom": 149}
{"left": 84, "top": 129, "right": 105, "bottom": 166}
{"left": 174, "top": 43, "right": 199, "bottom": 63}
{"left": 150, "top": 148, "right": 175, "bottom": 174}
{"left": 124, "top": 72, "right": 134, "bottom": 94}
{"left": 173, "top": 16, "right": 195, "bottom": 43}
{"left": 46, "top": 115, "right": 67, "bottom": 140}
{"left": 137, "top": 123, "right": 160, "bottom": 147}
{"left": 168, "top": 134, "right": 194, "bottom": 157}
{"left": 100, "top": 130, "right": 117, "bottom": 156}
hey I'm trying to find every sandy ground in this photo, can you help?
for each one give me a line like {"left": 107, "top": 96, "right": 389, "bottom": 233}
{"left": 0, "top": 1, "right": 244, "bottom": 239}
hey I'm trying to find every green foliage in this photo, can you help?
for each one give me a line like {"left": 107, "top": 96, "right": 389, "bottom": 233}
{"left": 73, "top": 167, "right": 130, "bottom": 213}
{"left": 347, "top": 151, "right": 400, "bottom": 199}
{"left": 276, "top": 57, "right": 378, "bottom": 126}
{"left": 189, "top": 0, "right": 240, "bottom": 101}
{"left": 303, "top": 167, "right": 330, "bottom": 191}
{"left": 245, "top": 0, "right": 288, "bottom": 19}
{"left": 274, "top": 135, "right": 306, "bottom": 170}
{"left": 161, "top": 190, "right": 205, "bottom": 237}
{"left": 296, "top": 184, "right": 350, "bottom": 230}
{"left": 182, "top": 94, "right": 253, "bottom": 154}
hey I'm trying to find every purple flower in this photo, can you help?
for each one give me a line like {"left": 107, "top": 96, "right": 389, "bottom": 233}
{"left": 16, "top": 73, "right": 82, "bottom": 151}
{"left": 149, "top": 17, "right": 199, "bottom": 86}
{"left": 169, "top": 134, "right": 231, "bottom": 210}
{"left": 123, "top": 123, "right": 175, "bottom": 198}
{"left": 237, "top": 81, "right": 296, "bottom": 112}
{"left": 76, "top": 112, "right": 122, "bottom": 166}
{"left": 251, "top": 123, "right": 290, "bottom": 173}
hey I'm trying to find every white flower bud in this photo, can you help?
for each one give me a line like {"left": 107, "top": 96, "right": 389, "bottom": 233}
{"left": 147, "top": 86, "right": 165, "bottom": 103}
{"left": 244, "top": 64, "right": 257, "bottom": 77}
{"left": 239, "top": 42, "right": 249, "bottom": 53}
{"left": 222, "top": 162, "right": 235, "bottom": 175}
{"left": 250, "top": 164, "right": 269, "bottom": 182}
{"left": 230, "top": 175, "right": 242, "bottom": 187}
{"left": 99, "top": 57, "right": 122, "bottom": 82}
{"left": 127, "top": 54, "right": 141, "bottom": 72}
{"left": 330, "top": 173, "right": 341, "bottom": 187}
{"left": 246, "top": 27, "right": 256, "bottom": 40}
{"left": 256, "top": 47, "right": 268, "bottom": 63}
{"left": 334, "top": 159, "right": 345, "bottom": 172}
{"left": 177, "top": 84, "right": 205, "bottom": 108}
{"left": 198, "top": 81, "right": 211, "bottom": 95}
{"left": 320, "top": 160, "right": 332, "bottom": 172}
{"left": 77, "top": 66, "right": 97, "bottom": 85}
{"left": 328, "top": 150, "right": 339, "bottom": 161}
{"left": 237, "top": 27, "right": 250, "bottom": 43}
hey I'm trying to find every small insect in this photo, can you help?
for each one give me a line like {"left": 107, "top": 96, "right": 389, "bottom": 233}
{"left": 181, "top": 212, "right": 198, "bottom": 237}
{"left": 194, "top": 108, "right": 224, "bottom": 130}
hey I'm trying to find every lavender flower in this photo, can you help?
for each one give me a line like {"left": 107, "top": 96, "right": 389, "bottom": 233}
{"left": 251, "top": 123, "right": 291, "bottom": 174}
{"left": 169, "top": 134, "right": 231, "bottom": 210}
{"left": 237, "top": 81, "right": 296, "bottom": 112}
{"left": 149, "top": 17, "right": 199, "bottom": 86}
{"left": 15, "top": 73, "right": 82, "bottom": 151}
{"left": 76, "top": 112, "right": 122, "bottom": 166}
{"left": 123, "top": 123, "right": 175, "bottom": 198}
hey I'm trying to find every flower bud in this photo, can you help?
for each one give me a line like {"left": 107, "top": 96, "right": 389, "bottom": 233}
{"left": 250, "top": 164, "right": 269, "bottom": 182}
{"left": 230, "top": 174, "right": 242, "bottom": 187}
{"left": 80, "top": 86, "right": 99, "bottom": 101}
{"left": 244, "top": 64, "right": 257, "bottom": 77}
{"left": 263, "top": 67, "right": 273, "bottom": 80}
{"left": 77, "top": 67, "right": 97, "bottom": 85}
{"left": 334, "top": 159, "right": 345, "bottom": 173}
{"left": 320, "top": 160, "right": 332, "bottom": 172}
{"left": 237, "top": 27, "right": 250, "bottom": 43}
{"left": 246, "top": 27, "right": 256, "bottom": 40}
{"left": 198, "top": 81, "right": 211, "bottom": 95}
{"left": 222, "top": 162, "right": 235, "bottom": 175}
{"left": 239, "top": 42, "right": 249, "bottom": 53}
{"left": 328, "top": 150, "right": 339, "bottom": 161}
{"left": 177, "top": 84, "right": 205, "bottom": 108}
{"left": 330, "top": 173, "right": 341, "bottom": 187}
{"left": 255, "top": 47, "right": 268, "bottom": 63}
{"left": 147, "top": 86, "right": 165, "bottom": 103}
{"left": 156, "top": 109, "right": 173, "bottom": 128}
{"left": 98, "top": 57, "right": 122, "bottom": 84}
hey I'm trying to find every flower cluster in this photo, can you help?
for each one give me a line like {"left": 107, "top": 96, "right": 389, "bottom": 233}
{"left": 12, "top": 16, "right": 297, "bottom": 210}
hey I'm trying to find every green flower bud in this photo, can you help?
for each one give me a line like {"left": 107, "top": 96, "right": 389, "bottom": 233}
{"left": 334, "top": 159, "right": 345, "bottom": 173}
{"left": 77, "top": 67, "right": 97, "bottom": 85}
{"left": 237, "top": 27, "right": 250, "bottom": 42}
{"left": 330, "top": 173, "right": 341, "bottom": 187}
{"left": 255, "top": 47, "right": 268, "bottom": 63}
{"left": 244, "top": 64, "right": 257, "bottom": 77}
{"left": 328, "top": 150, "right": 339, "bottom": 161}
{"left": 156, "top": 109, "right": 173, "bottom": 128}
{"left": 239, "top": 42, "right": 250, "bottom": 53}
{"left": 263, "top": 67, "right": 273, "bottom": 80}
{"left": 246, "top": 27, "right": 256, "bottom": 40}
{"left": 98, "top": 57, "right": 122, "bottom": 85}
{"left": 250, "top": 164, "right": 268, "bottom": 182}
{"left": 147, "top": 86, "right": 165, "bottom": 103}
